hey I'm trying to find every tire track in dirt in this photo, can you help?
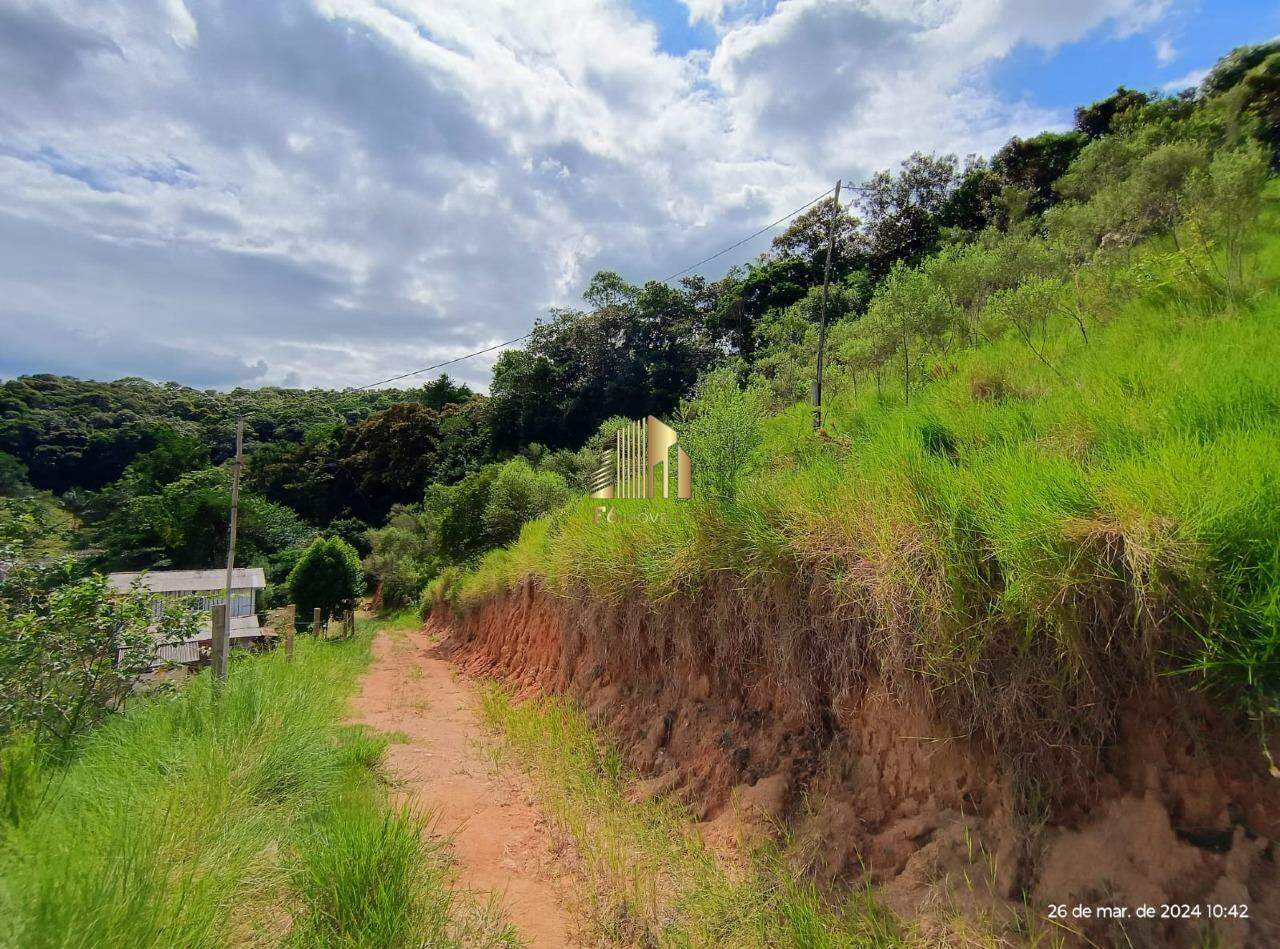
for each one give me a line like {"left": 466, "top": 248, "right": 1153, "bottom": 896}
{"left": 351, "top": 625, "right": 576, "bottom": 948}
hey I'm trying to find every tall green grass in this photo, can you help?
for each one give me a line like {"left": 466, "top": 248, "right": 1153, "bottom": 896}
{"left": 0, "top": 628, "right": 515, "bottom": 948}
{"left": 448, "top": 198, "right": 1280, "bottom": 712}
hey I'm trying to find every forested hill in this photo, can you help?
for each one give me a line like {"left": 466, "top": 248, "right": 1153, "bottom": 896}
{"left": 0, "top": 374, "right": 437, "bottom": 493}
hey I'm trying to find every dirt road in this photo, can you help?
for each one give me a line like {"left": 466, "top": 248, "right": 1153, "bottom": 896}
{"left": 351, "top": 624, "right": 575, "bottom": 948}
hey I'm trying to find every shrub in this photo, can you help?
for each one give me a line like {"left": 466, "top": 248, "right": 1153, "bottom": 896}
{"left": 0, "top": 502, "right": 197, "bottom": 751}
{"left": 1182, "top": 141, "right": 1272, "bottom": 300}
{"left": 483, "top": 458, "right": 571, "bottom": 547}
{"left": 364, "top": 508, "right": 437, "bottom": 612}
{"left": 287, "top": 537, "right": 365, "bottom": 625}
{"left": 428, "top": 466, "right": 501, "bottom": 563}
{"left": 677, "top": 367, "right": 767, "bottom": 501}
{"left": 0, "top": 453, "right": 30, "bottom": 497}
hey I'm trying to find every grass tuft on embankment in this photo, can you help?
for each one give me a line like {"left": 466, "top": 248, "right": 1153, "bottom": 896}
{"left": 0, "top": 625, "right": 516, "bottom": 948}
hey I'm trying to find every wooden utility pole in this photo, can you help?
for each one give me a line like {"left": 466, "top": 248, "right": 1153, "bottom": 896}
{"left": 812, "top": 179, "right": 842, "bottom": 431}
{"left": 214, "top": 418, "right": 244, "bottom": 683}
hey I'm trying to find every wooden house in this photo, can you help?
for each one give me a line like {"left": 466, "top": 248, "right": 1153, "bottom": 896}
{"left": 107, "top": 567, "right": 273, "bottom": 666}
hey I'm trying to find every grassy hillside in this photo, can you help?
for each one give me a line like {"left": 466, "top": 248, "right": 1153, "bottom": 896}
{"left": 438, "top": 186, "right": 1280, "bottom": 762}
{"left": 0, "top": 622, "right": 514, "bottom": 948}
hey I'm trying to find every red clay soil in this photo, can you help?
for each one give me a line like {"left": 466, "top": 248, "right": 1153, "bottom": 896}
{"left": 437, "top": 582, "right": 1280, "bottom": 948}
{"left": 351, "top": 625, "right": 577, "bottom": 948}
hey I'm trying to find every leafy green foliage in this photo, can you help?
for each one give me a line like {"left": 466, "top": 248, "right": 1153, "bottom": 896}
{"left": 678, "top": 367, "right": 767, "bottom": 502}
{"left": 483, "top": 458, "right": 571, "bottom": 547}
{"left": 443, "top": 52, "right": 1280, "bottom": 737}
{"left": 1075, "top": 87, "right": 1150, "bottom": 139}
{"left": 488, "top": 273, "right": 721, "bottom": 450}
{"left": 0, "top": 499, "right": 197, "bottom": 751}
{"left": 287, "top": 537, "right": 365, "bottom": 623}
{"left": 0, "top": 574, "right": 196, "bottom": 752}
{"left": 97, "top": 466, "right": 312, "bottom": 569}
{"left": 1202, "top": 39, "right": 1280, "bottom": 97}
{"left": 364, "top": 507, "right": 439, "bottom": 611}
{"left": 0, "top": 453, "right": 30, "bottom": 497}
{"left": 337, "top": 402, "right": 449, "bottom": 520}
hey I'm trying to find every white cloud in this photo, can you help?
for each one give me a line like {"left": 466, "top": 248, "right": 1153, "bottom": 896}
{"left": 1162, "top": 66, "right": 1208, "bottom": 92}
{"left": 0, "top": 0, "right": 1179, "bottom": 390}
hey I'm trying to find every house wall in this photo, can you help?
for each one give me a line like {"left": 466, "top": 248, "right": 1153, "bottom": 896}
{"left": 150, "top": 587, "right": 256, "bottom": 620}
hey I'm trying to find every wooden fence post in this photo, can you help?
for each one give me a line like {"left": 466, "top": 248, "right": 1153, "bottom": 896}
{"left": 211, "top": 603, "right": 228, "bottom": 682}
{"left": 313, "top": 607, "right": 322, "bottom": 640}
{"left": 283, "top": 604, "right": 295, "bottom": 661}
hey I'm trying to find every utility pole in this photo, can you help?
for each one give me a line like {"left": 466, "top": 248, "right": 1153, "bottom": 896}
{"left": 812, "top": 178, "right": 842, "bottom": 431}
{"left": 214, "top": 418, "right": 243, "bottom": 684}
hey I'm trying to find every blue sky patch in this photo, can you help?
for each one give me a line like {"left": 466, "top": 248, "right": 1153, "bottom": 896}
{"left": 989, "top": 0, "right": 1280, "bottom": 118}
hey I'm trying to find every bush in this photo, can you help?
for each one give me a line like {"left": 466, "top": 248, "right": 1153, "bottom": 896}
{"left": 428, "top": 466, "right": 501, "bottom": 563}
{"left": 0, "top": 453, "right": 30, "bottom": 497}
{"left": 0, "top": 501, "right": 198, "bottom": 751}
{"left": 287, "top": 537, "right": 365, "bottom": 625}
{"left": 364, "top": 507, "right": 437, "bottom": 612}
{"left": 1182, "top": 141, "right": 1272, "bottom": 300}
{"left": 482, "top": 458, "right": 571, "bottom": 546}
{"left": 677, "top": 367, "right": 767, "bottom": 501}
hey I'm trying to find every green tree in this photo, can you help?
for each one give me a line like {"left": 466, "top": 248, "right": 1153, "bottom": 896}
{"left": 0, "top": 453, "right": 30, "bottom": 496}
{"left": 415, "top": 374, "right": 474, "bottom": 411}
{"left": 1201, "top": 39, "right": 1280, "bottom": 97}
{"left": 1075, "top": 87, "right": 1149, "bottom": 139}
{"left": 428, "top": 466, "right": 501, "bottom": 563}
{"left": 0, "top": 503, "right": 197, "bottom": 751}
{"left": 97, "top": 467, "right": 312, "bottom": 569}
{"left": 338, "top": 403, "right": 444, "bottom": 521}
{"left": 124, "top": 427, "right": 209, "bottom": 493}
{"left": 287, "top": 537, "right": 365, "bottom": 625}
{"left": 364, "top": 507, "right": 437, "bottom": 611}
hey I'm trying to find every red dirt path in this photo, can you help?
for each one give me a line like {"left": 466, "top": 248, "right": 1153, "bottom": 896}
{"left": 350, "top": 625, "right": 577, "bottom": 948}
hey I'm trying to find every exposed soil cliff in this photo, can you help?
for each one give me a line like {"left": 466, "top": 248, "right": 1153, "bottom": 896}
{"left": 437, "top": 582, "right": 1280, "bottom": 947}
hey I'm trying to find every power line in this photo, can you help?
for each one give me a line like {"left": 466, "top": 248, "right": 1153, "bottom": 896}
{"left": 352, "top": 183, "right": 856, "bottom": 391}
{"left": 659, "top": 185, "right": 837, "bottom": 283}
{"left": 352, "top": 333, "right": 534, "bottom": 391}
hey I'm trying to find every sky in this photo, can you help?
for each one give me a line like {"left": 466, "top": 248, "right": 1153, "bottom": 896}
{"left": 0, "top": 0, "right": 1276, "bottom": 392}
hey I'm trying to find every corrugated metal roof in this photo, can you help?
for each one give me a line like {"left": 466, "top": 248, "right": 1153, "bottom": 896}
{"left": 108, "top": 568, "right": 267, "bottom": 593}
{"left": 156, "top": 641, "right": 201, "bottom": 664}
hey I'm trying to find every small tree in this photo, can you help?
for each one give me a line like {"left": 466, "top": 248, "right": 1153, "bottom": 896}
{"left": 1182, "top": 142, "right": 1271, "bottom": 301}
{"left": 287, "top": 537, "right": 365, "bottom": 627}
{"left": 677, "top": 366, "right": 767, "bottom": 502}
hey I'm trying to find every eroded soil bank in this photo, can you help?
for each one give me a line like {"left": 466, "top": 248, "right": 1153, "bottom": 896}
{"left": 437, "top": 582, "right": 1280, "bottom": 947}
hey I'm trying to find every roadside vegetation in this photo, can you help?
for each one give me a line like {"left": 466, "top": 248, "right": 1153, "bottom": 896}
{"left": 3, "top": 43, "right": 1277, "bottom": 642}
{"left": 0, "top": 619, "right": 516, "bottom": 948}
